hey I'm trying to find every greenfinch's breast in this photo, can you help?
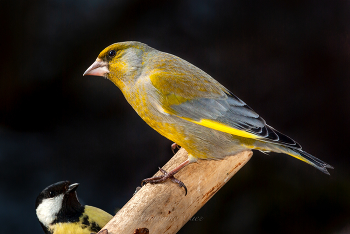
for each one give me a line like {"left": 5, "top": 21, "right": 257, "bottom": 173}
{"left": 120, "top": 79, "right": 225, "bottom": 160}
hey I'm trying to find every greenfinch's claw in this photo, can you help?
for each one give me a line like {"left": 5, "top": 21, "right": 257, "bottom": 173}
{"left": 169, "top": 177, "right": 187, "bottom": 196}
{"left": 141, "top": 167, "right": 188, "bottom": 196}
{"left": 158, "top": 167, "right": 187, "bottom": 195}
{"left": 141, "top": 174, "right": 164, "bottom": 186}
{"left": 171, "top": 143, "right": 181, "bottom": 154}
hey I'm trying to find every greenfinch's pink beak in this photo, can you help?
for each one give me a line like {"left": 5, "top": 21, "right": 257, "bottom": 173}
{"left": 83, "top": 58, "right": 109, "bottom": 77}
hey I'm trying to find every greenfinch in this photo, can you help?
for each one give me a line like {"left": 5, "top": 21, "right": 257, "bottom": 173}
{"left": 84, "top": 41, "right": 332, "bottom": 191}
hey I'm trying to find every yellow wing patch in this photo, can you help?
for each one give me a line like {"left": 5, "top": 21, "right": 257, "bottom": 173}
{"left": 180, "top": 117, "right": 260, "bottom": 139}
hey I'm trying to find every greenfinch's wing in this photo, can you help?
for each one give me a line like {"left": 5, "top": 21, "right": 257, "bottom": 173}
{"left": 149, "top": 70, "right": 301, "bottom": 149}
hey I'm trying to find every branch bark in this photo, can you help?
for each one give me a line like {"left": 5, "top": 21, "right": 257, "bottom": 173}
{"left": 102, "top": 148, "right": 253, "bottom": 234}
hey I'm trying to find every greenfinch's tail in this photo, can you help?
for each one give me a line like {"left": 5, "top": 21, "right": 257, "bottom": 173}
{"left": 283, "top": 148, "right": 333, "bottom": 175}
{"left": 255, "top": 142, "right": 333, "bottom": 174}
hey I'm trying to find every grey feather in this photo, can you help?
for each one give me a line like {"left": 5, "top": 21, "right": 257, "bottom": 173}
{"left": 171, "top": 92, "right": 302, "bottom": 149}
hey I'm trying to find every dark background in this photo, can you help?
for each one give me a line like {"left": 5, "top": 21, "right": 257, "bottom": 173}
{"left": 1, "top": 0, "right": 349, "bottom": 233}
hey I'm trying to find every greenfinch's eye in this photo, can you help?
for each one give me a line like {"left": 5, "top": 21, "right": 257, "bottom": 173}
{"left": 108, "top": 50, "right": 116, "bottom": 58}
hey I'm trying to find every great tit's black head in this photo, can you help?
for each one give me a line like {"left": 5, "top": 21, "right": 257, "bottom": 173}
{"left": 35, "top": 181, "right": 70, "bottom": 209}
{"left": 35, "top": 181, "right": 83, "bottom": 229}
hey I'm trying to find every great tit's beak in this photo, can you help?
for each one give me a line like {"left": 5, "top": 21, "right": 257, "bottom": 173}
{"left": 83, "top": 58, "right": 109, "bottom": 77}
{"left": 66, "top": 183, "right": 79, "bottom": 194}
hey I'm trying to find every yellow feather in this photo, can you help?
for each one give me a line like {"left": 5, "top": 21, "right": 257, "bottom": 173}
{"left": 50, "top": 223, "right": 91, "bottom": 234}
{"left": 49, "top": 206, "right": 113, "bottom": 234}
{"left": 180, "top": 117, "right": 260, "bottom": 139}
{"left": 84, "top": 205, "right": 113, "bottom": 228}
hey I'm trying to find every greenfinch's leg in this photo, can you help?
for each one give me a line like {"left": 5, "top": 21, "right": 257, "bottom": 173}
{"left": 171, "top": 143, "right": 181, "bottom": 154}
{"left": 141, "top": 159, "right": 190, "bottom": 195}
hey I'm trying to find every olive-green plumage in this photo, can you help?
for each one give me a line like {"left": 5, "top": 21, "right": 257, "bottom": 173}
{"left": 84, "top": 41, "right": 332, "bottom": 174}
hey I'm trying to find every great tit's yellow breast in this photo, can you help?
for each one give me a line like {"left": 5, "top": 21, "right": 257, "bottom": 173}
{"left": 49, "top": 205, "right": 112, "bottom": 234}
{"left": 83, "top": 205, "right": 113, "bottom": 228}
{"left": 50, "top": 223, "right": 92, "bottom": 234}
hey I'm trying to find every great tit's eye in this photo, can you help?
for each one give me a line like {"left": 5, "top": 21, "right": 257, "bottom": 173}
{"left": 108, "top": 50, "right": 116, "bottom": 58}
{"left": 49, "top": 191, "right": 55, "bottom": 198}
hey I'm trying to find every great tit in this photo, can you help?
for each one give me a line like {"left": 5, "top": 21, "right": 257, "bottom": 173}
{"left": 35, "top": 181, "right": 113, "bottom": 234}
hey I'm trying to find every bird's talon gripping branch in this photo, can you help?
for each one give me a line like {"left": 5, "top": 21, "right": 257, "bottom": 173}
{"left": 141, "top": 167, "right": 188, "bottom": 195}
{"left": 171, "top": 143, "right": 181, "bottom": 154}
{"left": 169, "top": 177, "right": 187, "bottom": 195}
{"left": 158, "top": 167, "right": 169, "bottom": 175}
{"left": 141, "top": 175, "right": 164, "bottom": 186}
{"left": 158, "top": 168, "right": 188, "bottom": 195}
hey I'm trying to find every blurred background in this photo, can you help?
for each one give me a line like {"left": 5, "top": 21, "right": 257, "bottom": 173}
{"left": 1, "top": 0, "right": 349, "bottom": 233}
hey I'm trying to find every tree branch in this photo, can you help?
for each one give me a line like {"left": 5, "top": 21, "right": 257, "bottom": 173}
{"left": 102, "top": 148, "right": 253, "bottom": 234}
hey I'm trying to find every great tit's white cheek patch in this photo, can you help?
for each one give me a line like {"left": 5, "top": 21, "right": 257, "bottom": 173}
{"left": 36, "top": 194, "right": 64, "bottom": 227}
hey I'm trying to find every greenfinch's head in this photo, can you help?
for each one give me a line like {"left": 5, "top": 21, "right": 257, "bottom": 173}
{"left": 84, "top": 41, "right": 152, "bottom": 88}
